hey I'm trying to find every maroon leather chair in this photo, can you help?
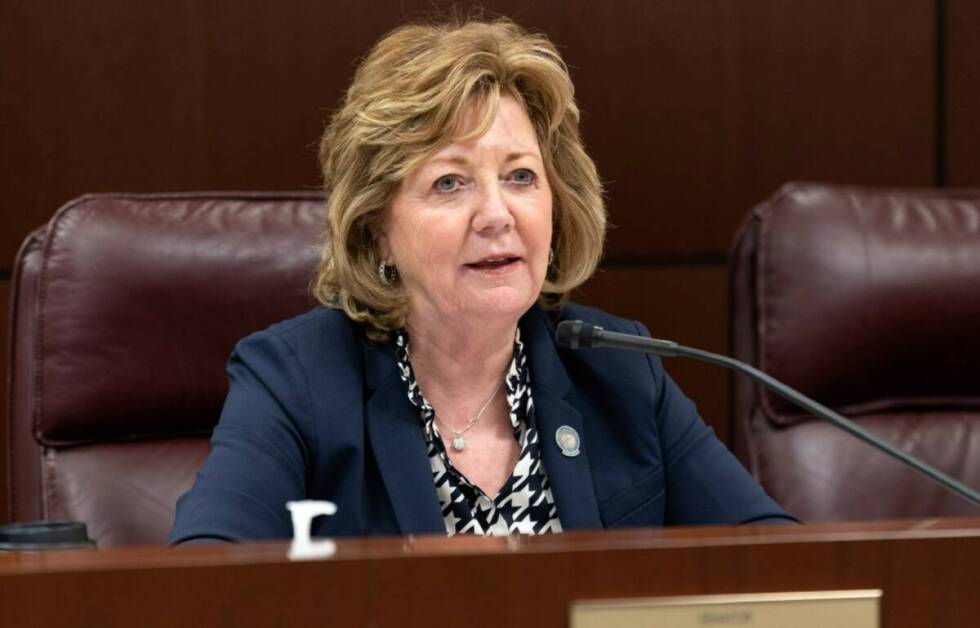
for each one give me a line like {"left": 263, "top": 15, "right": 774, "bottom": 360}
{"left": 7, "top": 192, "right": 326, "bottom": 546}
{"left": 730, "top": 183, "right": 980, "bottom": 521}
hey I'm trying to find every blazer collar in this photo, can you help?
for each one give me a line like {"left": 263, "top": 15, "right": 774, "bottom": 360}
{"left": 520, "top": 307, "right": 603, "bottom": 530}
{"left": 361, "top": 335, "right": 444, "bottom": 535}
{"left": 358, "top": 306, "right": 603, "bottom": 534}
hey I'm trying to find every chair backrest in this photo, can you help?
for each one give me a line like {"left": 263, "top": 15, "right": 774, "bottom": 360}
{"left": 7, "top": 192, "right": 326, "bottom": 546}
{"left": 730, "top": 183, "right": 980, "bottom": 521}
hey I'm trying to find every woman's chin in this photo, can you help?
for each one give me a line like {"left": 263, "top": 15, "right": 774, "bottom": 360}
{"left": 455, "top": 286, "right": 539, "bottom": 324}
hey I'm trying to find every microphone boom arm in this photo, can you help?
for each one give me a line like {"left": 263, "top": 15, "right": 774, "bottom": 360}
{"left": 561, "top": 322, "right": 980, "bottom": 508}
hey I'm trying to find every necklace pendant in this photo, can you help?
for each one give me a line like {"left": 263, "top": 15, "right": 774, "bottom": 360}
{"left": 452, "top": 436, "right": 466, "bottom": 452}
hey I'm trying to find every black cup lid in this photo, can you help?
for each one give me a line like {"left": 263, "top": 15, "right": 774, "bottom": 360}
{"left": 0, "top": 520, "right": 95, "bottom": 549}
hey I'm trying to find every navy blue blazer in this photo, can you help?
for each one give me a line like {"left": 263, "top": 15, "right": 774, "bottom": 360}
{"left": 170, "top": 303, "right": 793, "bottom": 543}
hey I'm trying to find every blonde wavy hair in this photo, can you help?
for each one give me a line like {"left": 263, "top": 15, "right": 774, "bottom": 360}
{"left": 314, "top": 17, "right": 606, "bottom": 339}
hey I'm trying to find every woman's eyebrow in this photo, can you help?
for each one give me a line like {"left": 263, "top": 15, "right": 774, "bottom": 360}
{"left": 503, "top": 151, "right": 540, "bottom": 163}
{"left": 426, "top": 154, "right": 470, "bottom": 168}
{"left": 424, "top": 149, "right": 541, "bottom": 170}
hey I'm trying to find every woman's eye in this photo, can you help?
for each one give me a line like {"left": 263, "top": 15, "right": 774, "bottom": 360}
{"left": 510, "top": 168, "right": 537, "bottom": 185}
{"left": 433, "top": 175, "right": 461, "bottom": 193}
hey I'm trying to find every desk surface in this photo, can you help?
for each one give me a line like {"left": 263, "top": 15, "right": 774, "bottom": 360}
{"left": 3, "top": 518, "right": 980, "bottom": 627}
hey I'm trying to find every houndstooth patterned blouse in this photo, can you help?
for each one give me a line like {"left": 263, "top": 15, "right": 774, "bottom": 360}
{"left": 394, "top": 329, "right": 564, "bottom": 535}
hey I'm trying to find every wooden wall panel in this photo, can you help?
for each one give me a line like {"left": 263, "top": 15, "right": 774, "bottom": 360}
{"left": 565, "top": 1, "right": 935, "bottom": 259}
{"left": 947, "top": 0, "right": 980, "bottom": 186}
{"left": 576, "top": 266, "right": 729, "bottom": 441}
{"left": 0, "top": 0, "right": 371, "bottom": 268}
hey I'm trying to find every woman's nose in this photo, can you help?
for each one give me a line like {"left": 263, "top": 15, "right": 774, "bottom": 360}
{"left": 472, "top": 181, "right": 515, "bottom": 234}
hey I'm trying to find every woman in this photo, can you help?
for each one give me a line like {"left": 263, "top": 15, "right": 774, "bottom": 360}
{"left": 170, "top": 18, "right": 792, "bottom": 543}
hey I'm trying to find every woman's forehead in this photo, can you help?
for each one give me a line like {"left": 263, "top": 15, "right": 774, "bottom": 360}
{"left": 427, "top": 97, "right": 542, "bottom": 163}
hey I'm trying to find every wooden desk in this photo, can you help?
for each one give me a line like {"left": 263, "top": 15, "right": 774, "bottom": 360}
{"left": 2, "top": 519, "right": 979, "bottom": 627}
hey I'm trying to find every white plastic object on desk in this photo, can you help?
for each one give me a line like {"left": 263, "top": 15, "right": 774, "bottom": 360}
{"left": 285, "top": 500, "right": 337, "bottom": 560}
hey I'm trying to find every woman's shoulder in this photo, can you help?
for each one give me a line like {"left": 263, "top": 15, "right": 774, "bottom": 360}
{"left": 233, "top": 306, "right": 366, "bottom": 367}
{"left": 553, "top": 301, "right": 647, "bottom": 336}
{"left": 525, "top": 301, "right": 662, "bottom": 387}
{"left": 261, "top": 305, "right": 355, "bottom": 339}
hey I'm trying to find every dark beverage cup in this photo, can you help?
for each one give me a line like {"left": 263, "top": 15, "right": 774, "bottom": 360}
{"left": 0, "top": 520, "right": 96, "bottom": 550}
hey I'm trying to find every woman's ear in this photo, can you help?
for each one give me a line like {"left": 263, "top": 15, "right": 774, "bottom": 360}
{"left": 376, "top": 232, "right": 390, "bottom": 261}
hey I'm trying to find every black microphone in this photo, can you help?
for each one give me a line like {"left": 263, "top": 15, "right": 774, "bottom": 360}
{"left": 555, "top": 319, "right": 980, "bottom": 508}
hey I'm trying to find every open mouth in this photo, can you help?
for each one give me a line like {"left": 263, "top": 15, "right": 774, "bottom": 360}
{"left": 465, "top": 256, "right": 521, "bottom": 270}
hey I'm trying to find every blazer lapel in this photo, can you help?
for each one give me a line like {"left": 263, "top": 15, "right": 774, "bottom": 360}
{"left": 522, "top": 309, "right": 603, "bottom": 530}
{"left": 361, "top": 338, "right": 444, "bottom": 535}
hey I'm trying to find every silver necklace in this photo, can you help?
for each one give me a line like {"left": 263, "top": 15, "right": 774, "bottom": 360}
{"left": 436, "top": 377, "right": 505, "bottom": 452}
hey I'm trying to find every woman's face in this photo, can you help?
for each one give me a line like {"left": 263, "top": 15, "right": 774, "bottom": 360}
{"left": 381, "top": 96, "right": 553, "bottom": 330}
